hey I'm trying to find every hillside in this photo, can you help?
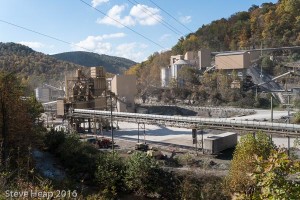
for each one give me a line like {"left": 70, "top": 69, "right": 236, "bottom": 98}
{"left": 126, "top": 0, "right": 300, "bottom": 106}
{"left": 0, "top": 42, "right": 83, "bottom": 86}
{"left": 52, "top": 51, "right": 136, "bottom": 74}
{"left": 172, "top": 0, "right": 299, "bottom": 54}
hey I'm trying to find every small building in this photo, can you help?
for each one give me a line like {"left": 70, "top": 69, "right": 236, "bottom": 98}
{"left": 215, "top": 51, "right": 251, "bottom": 70}
{"left": 204, "top": 132, "right": 237, "bottom": 154}
{"left": 162, "top": 49, "right": 212, "bottom": 87}
{"left": 111, "top": 74, "right": 137, "bottom": 112}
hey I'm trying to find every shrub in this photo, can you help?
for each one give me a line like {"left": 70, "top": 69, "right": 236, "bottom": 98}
{"left": 57, "top": 135, "right": 99, "bottom": 177}
{"left": 293, "top": 111, "right": 300, "bottom": 124}
{"left": 180, "top": 173, "right": 229, "bottom": 200}
{"left": 44, "top": 129, "right": 66, "bottom": 154}
{"left": 95, "top": 152, "right": 125, "bottom": 199}
{"left": 125, "top": 152, "right": 159, "bottom": 195}
{"left": 225, "top": 132, "right": 276, "bottom": 197}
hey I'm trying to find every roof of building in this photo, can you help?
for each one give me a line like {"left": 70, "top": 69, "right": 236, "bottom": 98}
{"left": 215, "top": 51, "right": 248, "bottom": 56}
{"left": 174, "top": 59, "right": 188, "bottom": 65}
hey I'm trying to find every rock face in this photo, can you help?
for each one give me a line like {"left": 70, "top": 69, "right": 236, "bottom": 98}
{"left": 137, "top": 104, "right": 255, "bottom": 118}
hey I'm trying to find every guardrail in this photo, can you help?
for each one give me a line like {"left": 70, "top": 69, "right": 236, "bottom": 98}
{"left": 70, "top": 109, "right": 300, "bottom": 136}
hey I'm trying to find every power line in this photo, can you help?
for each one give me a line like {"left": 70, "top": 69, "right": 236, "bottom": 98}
{"left": 79, "top": 0, "right": 166, "bottom": 50}
{"left": 148, "top": 0, "right": 194, "bottom": 33}
{"left": 0, "top": 19, "right": 93, "bottom": 52}
{"left": 127, "top": 0, "right": 184, "bottom": 36}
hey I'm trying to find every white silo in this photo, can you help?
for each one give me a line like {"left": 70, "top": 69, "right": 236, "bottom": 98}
{"left": 161, "top": 67, "right": 170, "bottom": 87}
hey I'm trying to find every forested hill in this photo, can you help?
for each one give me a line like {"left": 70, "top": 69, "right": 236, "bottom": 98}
{"left": 0, "top": 42, "right": 83, "bottom": 86}
{"left": 52, "top": 51, "right": 136, "bottom": 74}
{"left": 127, "top": 0, "right": 300, "bottom": 91}
{"left": 172, "top": 0, "right": 299, "bottom": 54}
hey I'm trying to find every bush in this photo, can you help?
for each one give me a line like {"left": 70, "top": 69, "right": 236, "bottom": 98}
{"left": 57, "top": 135, "right": 99, "bottom": 177}
{"left": 124, "top": 152, "right": 180, "bottom": 199}
{"left": 225, "top": 132, "right": 276, "bottom": 197}
{"left": 125, "top": 152, "right": 159, "bottom": 195}
{"left": 180, "top": 173, "right": 229, "bottom": 200}
{"left": 293, "top": 111, "right": 300, "bottom": 124}
{"left": 95, "top": 152, "right": 126, "bottom": 199}
{"left": 45, "top": 132, "right": 99, "bottom": 181}
{"left": 44, "top": 129, "right": 66, "bottom": 154}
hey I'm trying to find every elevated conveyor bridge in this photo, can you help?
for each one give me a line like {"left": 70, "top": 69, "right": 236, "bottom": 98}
{"left": 70, "top": 109, "right": 300, "bottom": 136}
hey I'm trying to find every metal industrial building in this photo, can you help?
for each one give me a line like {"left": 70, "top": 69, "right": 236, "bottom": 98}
{"left": 161, "top": 49, "right": 212, "bottom": 87}
{"left": 111, "top": 74, "right": 137, "bottom": 112}
{"left": 57, "top": 67, "right": 107, "bottom": 116}
{"left": 35, "top": 84, "right": 64, "bottom": 102}
{"left": 215, "top": 52, "right": 251, "bottom": 70}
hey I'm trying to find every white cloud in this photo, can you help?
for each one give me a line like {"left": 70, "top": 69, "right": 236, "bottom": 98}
{"left": 130, "top": 4, "right": 162, "bottom": 26}
{"left": 115, "top": 42, "right": 147, "bottom": 61}
{"left": 73, "top": 33, "right": 147, "bottom": 61}
{"left": 179, "top": 15, "right": 192, "bottom": 24}
{"left": 97, "top": 5, "right": 135, "bottom": 28}
{"left": 159, "top": 34, "right": 172, "bottom": 42}
{"left": 73, "top": 33, "right": 125, "bottom": 54}
{"left": 91, "top": 0, "right": 109, "bottom": 8}
{"left": 96, "top": 4, "right": 162, "bottom": 27}
{"left": 19, "top": 41, "right": 45, "bottom": 49}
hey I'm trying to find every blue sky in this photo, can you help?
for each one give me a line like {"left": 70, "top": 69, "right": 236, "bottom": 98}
{"left": 0, "top": 0, "right": 277, "bottom": 62}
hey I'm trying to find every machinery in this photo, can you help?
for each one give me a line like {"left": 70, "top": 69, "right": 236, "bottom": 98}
{"left": 57, "top": 67, "right": 107, "bottom": 117}
{"left": 57, "top": 67, "right": 137, "bottom": 134}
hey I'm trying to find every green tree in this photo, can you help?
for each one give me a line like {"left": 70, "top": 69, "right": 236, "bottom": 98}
{"left": 225, "top": 132, "right": 276, "bottom": 198}
{"left": 0, "top": 72, "right": 25, "bottom": 164}
{"left": 237, "top": 148, "right": 300, "bottom": 199}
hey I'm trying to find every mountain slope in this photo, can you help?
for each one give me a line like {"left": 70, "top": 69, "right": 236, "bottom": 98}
{"left": 0, "top": 42, "right": 83, "bottom": 86}
{"left": 172, "top": 0, "right": 299, "bottom": 54}
{"left": 52, "top": 51, "right": 136, "bottom": 74}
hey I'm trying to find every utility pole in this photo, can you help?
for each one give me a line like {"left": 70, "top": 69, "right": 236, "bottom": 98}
{"left": 137, "top": 122, "right": 140, "bottom": 143}
{"left": 110, "top": 92, "right": 114, "bottom": 151}
{"left": 271, "top": 96, "right": 273, "bottom": 122}
{"left": 260, "top": 42, "right": 263, "bottom": 78}
{"left": 287, "top": 95, "right": 290, "bottom": 124}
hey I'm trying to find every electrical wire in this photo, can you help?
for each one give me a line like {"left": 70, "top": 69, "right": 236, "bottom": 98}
{"left": 79, "top": 0, "right": 166, "bottom": 50}
{"left": 0, "top": 19, "right": 93, "bottom": 52}
{"left": 148, "top": 0, "right": 194, "bottom": 33}
{"left": 126, "top": 0, "right": 184, "bottom": 36}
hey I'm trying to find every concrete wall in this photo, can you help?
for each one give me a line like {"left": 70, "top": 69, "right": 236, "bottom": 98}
{"left": 170, "top": 55, "right": 184, "bottom": 66}
{"left": 204, "top": 132, "right": 237, "bottom": 154}
{"left": 56, "top": 99, "right": 65, "bottom": 116}
{"left": 198, "top": 49, "right": 211, "bottom": 69}
{"left": 215, "top": 52, "right": 251, "bottom": 70}
{"left": 111, "top": 75, "right": 137, "bottom": 112}
{"left": 184, "top": 51, "right": 198, "bottom": 66}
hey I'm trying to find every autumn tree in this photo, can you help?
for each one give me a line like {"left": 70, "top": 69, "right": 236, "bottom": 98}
{"left": 248, "top": 148, "right": 300, "bottom": 199}
{"left": 225, "top": 132, "right": 276, "bottom": 198}
{"left": 0, "top": 72, "right": 41, "bottom": 166}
